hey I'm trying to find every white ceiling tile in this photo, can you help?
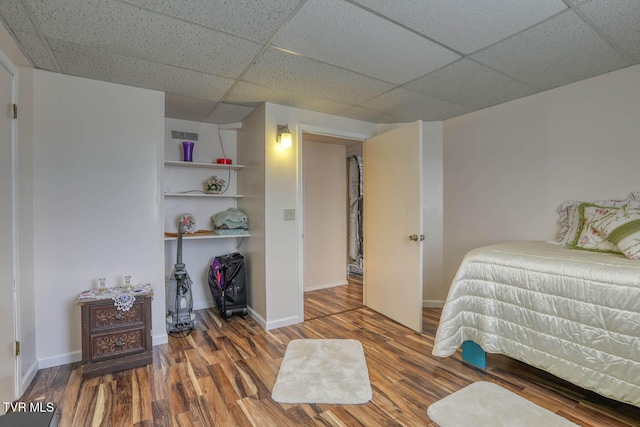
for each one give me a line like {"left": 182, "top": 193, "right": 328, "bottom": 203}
{"left": 13, "top": 31, "right": 57, "bottom": 70}
{"left": 241, "top": 48, "right": 394, "bottom": 105}
{"left": 26, "top": 0, "right": 261, "bottom": 78}
{"left": 273, "top": 0, "right": 459, "bottom": 84}
{"left": 471, "top": 10, "right": 631, "bottom": 90}
{"left": 50, "top": 39, "right": 235, "bottom": 100}
{"left": 124, "top": 0, "right": 301, "bottom": 43}
{"left": 352, "top": 0, "right": 568, "bottom": 54}
{"left": 405, "top": 59, "right": 537, "bottom": 109}
{"left": 165, "top": 93, "right": 218, "bottom": 122}
{"left": 338, "top": 106, "right": 404, "bottom": 124}
{"left": 205, "top": 102, "right": 255, "bottom": 124}
{"left": 0, "top": 0, "right": 36, "bottom": 33}
{"left": 3, "top": 0, "right": 637, "bottom": 125}
{"left": 362, "top": 88, "right": 472, "bottom": 121}
{"left": 225, "top": 81, "right": 355, "bottom": 117}
{"left": 579, "top": 0, "right": 640, "bottom": 62}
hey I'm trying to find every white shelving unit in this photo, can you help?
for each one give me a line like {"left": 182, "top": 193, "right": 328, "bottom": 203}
{"left": 164, "top": 193, "right": 245, "bottom": 198}
{"left": 163, "top": 119, "right": 246, "bottom": 310}
{"left": 163, "top": 160, "right": 249, "bottom": 240}
{"left": 164, "top": 233, "right": 250, "bottom": 241}
{"left": 164, "top": 160, "right": 244, "bottom": 171}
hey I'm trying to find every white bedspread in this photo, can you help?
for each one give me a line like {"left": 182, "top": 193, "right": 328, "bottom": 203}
{"left": 433, "top": 241, "right": 640, "bottom": 407}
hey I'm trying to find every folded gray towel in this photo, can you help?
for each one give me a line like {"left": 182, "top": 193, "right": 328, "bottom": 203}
{"left": 211, "top": 208, "right": 249, "bottom": 230}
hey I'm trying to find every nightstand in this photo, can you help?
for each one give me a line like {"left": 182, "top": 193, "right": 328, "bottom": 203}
{"left": 77, "top": 286, "right": 153, "bottom": 378}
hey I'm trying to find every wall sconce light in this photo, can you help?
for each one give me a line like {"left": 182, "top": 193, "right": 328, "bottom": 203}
{"left": 277, "top": 124, "right": 292, "bottom": 148}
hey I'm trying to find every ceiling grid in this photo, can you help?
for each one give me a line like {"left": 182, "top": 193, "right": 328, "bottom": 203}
{"left": 0, "top": 0, "right": 637, "bottom": 123}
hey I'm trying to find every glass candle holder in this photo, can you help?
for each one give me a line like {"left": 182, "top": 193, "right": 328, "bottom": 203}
{"left": 123, "top": 275, "right": 133, "bottom": 292}
{"left": 98, "top": 277, "right": 107, "bottom": 293}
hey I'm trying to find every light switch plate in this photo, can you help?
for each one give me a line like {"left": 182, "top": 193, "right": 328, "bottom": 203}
{"left": 284, "top": 209, "right": 295, "bottom": 221}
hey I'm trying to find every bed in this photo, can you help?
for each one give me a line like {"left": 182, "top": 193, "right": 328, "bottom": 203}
{"left": 432, "top": 240, "right": 640, "bottom": 408}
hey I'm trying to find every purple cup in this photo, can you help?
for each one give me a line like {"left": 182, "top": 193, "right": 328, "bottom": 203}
{"left": 182, "top": 141, "right": 194, "bottom": 162}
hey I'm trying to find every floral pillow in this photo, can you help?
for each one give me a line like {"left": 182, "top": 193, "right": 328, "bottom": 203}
{"left": 556, "top": 199, "right": 630, "bottom": 246}
{"left": 592, "top": 206, "right": 640, "bottom": 260}
{"left": 569, "top": 203, "right": 622, "bottom": 254}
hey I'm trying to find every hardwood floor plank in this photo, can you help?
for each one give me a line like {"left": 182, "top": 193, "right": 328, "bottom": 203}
{"left": 150, "top": 399, "right": 173, "bottom": 427}
{"left": 237, "top": 396, "right": 292, "bottom": 426}
{"left": 131, "top": 367, "right": 153, "bottom": 424}
{"left": 207, "top": 363, "right": 241, "bottom": 405}
{"left": 57, "top": 367, "right": 83, "bottom": 427}
{"left": 16, "top": 284, "right": 639, "bottom": 426}
{"left": 90, "top": 381, "right": 114, "bottom": 427}
{"left": 112, "top": 370, "right": 134, "bottom": 426}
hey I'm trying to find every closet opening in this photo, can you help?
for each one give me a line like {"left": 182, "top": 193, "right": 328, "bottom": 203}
{"left": 301, "top": 132, "right": 364, "bottom": 321}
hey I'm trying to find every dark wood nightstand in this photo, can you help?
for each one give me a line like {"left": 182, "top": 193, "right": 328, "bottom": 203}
{"left": 77, "top": 287, "right": 153, "bottom": 378}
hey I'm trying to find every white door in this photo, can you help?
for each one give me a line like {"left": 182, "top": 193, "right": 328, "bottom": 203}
{"left": 0, "top": 53, "right": 17, "bottom": 408}
{"left": 363, "top": 121, "right": 423, "bottom": 332}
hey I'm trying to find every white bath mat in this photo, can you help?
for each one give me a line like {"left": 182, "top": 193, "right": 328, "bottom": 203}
{"left": 271, "top": 339, "right": 372, "bottom": 405}
{"left": 428, "top": 381, "right": 578, "bottom": 427}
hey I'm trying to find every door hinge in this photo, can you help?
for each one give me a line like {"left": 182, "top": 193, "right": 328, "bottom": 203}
{"left": 15, "top": 341, "right": 20, "bottom": 356}
{"left": 12, "top": 104, "right": 17, "bottom": 119}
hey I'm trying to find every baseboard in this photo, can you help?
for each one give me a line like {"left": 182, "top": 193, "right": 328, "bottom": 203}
{"left": 423, "top": 300, "right": 445, "bottom": 308}
{"left": 248, "top": 307, "right": 266, "bottom": 329}
{"left": 38, "top": 351, "right": 82, "bottom": 369}
{"left": 153, "top": 333, "right": 169, "bottom": 346}
{"left": 265, "top": 314, "right": 302, "bottom": 330}
{"left": 305, "top": 280, "right": 348, "bottom": 292}
{"left": 193, "top": 300, "right": 214, "bottom": 310}
{"left": 20, "top": 360, "right": 39, "bottom": 395}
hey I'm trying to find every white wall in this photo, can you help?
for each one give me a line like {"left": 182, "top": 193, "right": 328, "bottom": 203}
{"left": 163, "top": 118, "right": 238, "bottom": 309}
{"left": 303, "top": 139, "right": 347, "bottom": 291}
{"left": 237, "top": 104, "right": 267, "bottom": 323}
{"left": 33, "top": 71, "right": 166, "bottom": 367}
{"left": 443, "top": 64, "right": 640, "bottom": 291}
{"left": 421, "top": 123, "right": 444, "bottom": 302}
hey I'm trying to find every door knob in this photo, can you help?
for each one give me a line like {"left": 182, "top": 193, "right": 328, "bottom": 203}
{"left": 409, "top": 234, "right": 425, "bottom": 241}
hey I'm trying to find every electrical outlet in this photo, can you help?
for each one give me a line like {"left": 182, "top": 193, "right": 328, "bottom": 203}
{"left": 284, "top": 209, "right": 295, "bottom": 221}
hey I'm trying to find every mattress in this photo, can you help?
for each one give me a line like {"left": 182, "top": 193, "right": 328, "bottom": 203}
{"left": 433, "top": 241, "right": 640, "bottom": 407}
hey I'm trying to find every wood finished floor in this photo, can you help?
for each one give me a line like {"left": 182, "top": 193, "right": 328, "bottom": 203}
{"left": 19, "top": 283, "right": 640, "bottom": 426}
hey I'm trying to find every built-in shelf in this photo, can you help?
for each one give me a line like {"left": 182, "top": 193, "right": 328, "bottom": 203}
{"left": 164, "top": 233, "right": 250, "bottom": 241}
{"left": 164, "top": 160, "right": 244, "bottom": 170}
{"left": 163, "top": 155, "right": 248, "bottom": 244}
{"left": 164, "top": 193, "right": 244, "bottom": 198}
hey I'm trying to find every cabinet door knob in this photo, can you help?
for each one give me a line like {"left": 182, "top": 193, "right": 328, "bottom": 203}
{"left": 115, "top": 340, "right": 124, "bottom": 347}
{"left": 114, "top": 313, "right": 122, "bottom": 320}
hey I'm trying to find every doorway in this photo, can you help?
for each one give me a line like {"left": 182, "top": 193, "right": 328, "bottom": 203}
{"left": 301, "top": 131, "right": 364, "bottom": 320}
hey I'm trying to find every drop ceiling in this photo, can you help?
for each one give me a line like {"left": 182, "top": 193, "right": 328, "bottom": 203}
{"left": 1, "top": 0, "right": 638, "bottom": 124}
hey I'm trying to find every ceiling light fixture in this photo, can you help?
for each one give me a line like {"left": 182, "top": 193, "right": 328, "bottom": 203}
{"left": 277, "top": 124, "right": 292, "bottom": 148}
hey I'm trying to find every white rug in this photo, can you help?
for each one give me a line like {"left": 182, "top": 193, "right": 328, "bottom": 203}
{"left": 271, "top": 339, "right": 372, "bottom": 404}
{"left": 428, "top": 382, "right": 578, "bottom": 427}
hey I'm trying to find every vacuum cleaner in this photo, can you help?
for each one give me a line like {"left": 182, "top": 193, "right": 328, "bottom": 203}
{"left": 166, "top": 221, "right": 195, "bottom": 336}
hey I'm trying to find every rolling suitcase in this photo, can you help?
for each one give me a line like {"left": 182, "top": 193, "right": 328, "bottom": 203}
{"left": 208, "top": 252, "right": 249, "bottom": 321}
